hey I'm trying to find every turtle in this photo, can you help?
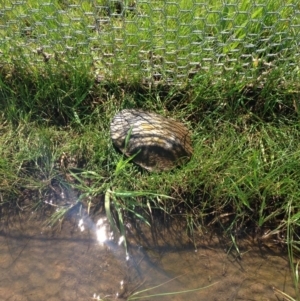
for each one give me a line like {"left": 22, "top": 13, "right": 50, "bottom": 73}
{"left": 110, "top": 109, "right": 193, "bottom": 171}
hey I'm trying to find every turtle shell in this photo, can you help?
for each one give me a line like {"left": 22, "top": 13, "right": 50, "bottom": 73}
{"left": 110, "top": 109, "right": 193, "bottom": 171}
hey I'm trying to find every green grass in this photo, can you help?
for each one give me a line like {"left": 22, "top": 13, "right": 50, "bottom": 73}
{"left": 1, "top": 0, "right": 300, "bottom": 299}
{"left": 1, "top": 0, "right": 300, "bottom": 86}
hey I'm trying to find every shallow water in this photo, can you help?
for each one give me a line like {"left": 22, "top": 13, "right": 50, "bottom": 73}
{"left": 0, "top": 213, "right": 297, "bottom": 301}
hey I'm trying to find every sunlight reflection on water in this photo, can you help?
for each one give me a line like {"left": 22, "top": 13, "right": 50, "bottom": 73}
{"left": 77, "top": 216, "right": 115, "bottom": 245}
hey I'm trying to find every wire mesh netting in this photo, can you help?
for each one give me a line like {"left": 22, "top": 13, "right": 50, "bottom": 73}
{"left": 1, "top": 0, "right": 300, "bottom": 86}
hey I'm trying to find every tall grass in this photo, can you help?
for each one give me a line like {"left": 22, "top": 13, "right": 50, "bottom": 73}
{"left": 1, "top": 0, "right": 299, "bottom": 84}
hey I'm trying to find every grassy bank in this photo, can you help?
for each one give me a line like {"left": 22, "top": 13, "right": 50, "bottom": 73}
{"left": 1, "top": 0, "right": 300, "bottom": 298}
{"left": 1, "top": 83, "right": 299, "bottom": 242}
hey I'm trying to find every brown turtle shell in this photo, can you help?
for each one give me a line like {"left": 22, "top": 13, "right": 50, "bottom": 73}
{"left": 110, "top": 109, "right": 193, "bottom": 171}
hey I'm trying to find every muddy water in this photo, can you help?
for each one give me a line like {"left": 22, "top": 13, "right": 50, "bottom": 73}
{"left": 0, "top": 213, "right": 297, "bottom": 301}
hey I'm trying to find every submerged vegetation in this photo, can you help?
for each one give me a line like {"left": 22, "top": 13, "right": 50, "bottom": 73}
{"left": 1, "top": 0, "right": 300, "bottom": 299}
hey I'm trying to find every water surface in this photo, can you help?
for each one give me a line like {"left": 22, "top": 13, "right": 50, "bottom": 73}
{"left": 0, "top": 213, "right": 296, "bottom": 301}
